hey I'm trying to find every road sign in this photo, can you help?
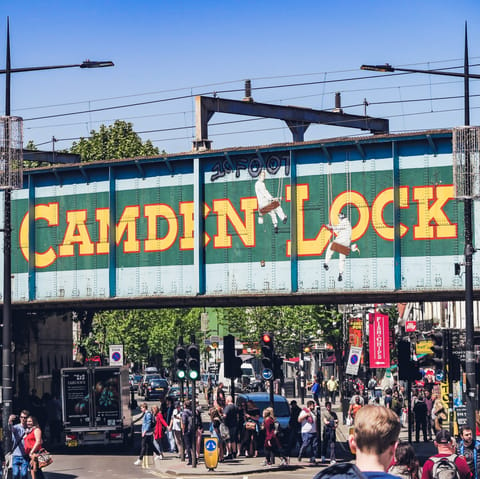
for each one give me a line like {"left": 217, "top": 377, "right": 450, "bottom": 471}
{"left": 346, "top": 346, "right": 362, "bottom": 376}
{"left": 262, "top": 368, "right": 273, "bottom": 380}
{"left": 109, "top": 345, "right": 123, "bottom": 366}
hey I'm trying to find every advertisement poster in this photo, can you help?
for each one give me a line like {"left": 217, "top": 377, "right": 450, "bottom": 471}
{"left": 369, "top": 313, "right": 390, "bottom": 368}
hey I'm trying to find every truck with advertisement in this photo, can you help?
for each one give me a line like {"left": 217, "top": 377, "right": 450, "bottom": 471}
{"left": 60, "top": 365, "right": 132, "bottom": 447}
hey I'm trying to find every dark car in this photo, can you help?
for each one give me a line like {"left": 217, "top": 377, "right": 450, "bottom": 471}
{"left": 235, "top": 392, "right": 291, "bottom": 445}
{"left": 145, "top": 378, "right": 169, "bottom": 401}
{"left": 167, "top": 385, "right": 193, "bottom": 401}
{"left": 139, "top": 373, "right": 161, "bottom": 396}
{"left": 129, "top": 374, "right": 143, "bottom": 391}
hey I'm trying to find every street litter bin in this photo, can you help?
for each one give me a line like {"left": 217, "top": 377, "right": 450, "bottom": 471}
{"left": 204, "top": 437, "right": 219, "bottom": 471}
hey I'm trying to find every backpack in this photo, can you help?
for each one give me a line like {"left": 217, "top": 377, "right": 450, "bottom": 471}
{"left": 183, "top": 409, "right": 193, "bottom": 434}
{"left": 313, "top": 463, "right": 368, "bottom": 479}
{"left": 430, "top": 454, "right": 460, "bottom": 479}
{"left": 149, "top": 411, "right": 156, "bottom": 429}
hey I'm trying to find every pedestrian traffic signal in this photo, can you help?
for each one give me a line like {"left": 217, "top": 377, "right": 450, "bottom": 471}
{"left": 223, "top": 335, "right": 243, "bottom": 379}
{"left": 174, "top": 340, "right": 187, "bottom": 380}
{"left": 431, "top": 331, "right": 446, "bottom": 370}
{"left": 261, "top": 332, "right": 274, "bottom": 370}
{"left": 187, "top": 342, "right": 200, "bottom": 380}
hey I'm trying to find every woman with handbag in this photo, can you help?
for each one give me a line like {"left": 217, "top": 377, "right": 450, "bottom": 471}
{"left": 208, "top": 401, "right": 225, "bottom": 462}
{"left": 24, "top": 416, "right": 46, "bottom": 479}
{"left": 151, "top": 405, "right": 168, "bottom": 460}
{"left": 241, "top": 400, "right": 260, "bottom": 458}
{"left": 263, "top": 407, "right": 288, "bottom": 467}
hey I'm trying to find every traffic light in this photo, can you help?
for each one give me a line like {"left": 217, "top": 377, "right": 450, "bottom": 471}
{"left": 224, "top": 335, "right": 243, "bottom": 379}
{"left": 174, "top": 338, "right": 187, "bottom": 380}
{"left": 398, "top": 340, "right": 422, "bottom": 381}
{"left": 187, "top": 342, "right": 200, "bottom": 380}
{"left": 273, "top": 355, "right": 284, "bottom": 380}
{"left": 398, "top": 340, "right": 412, "bottom": 381}
{"left": 261, "top": 332, "right": 274, "bottom": 370}
{"left": 431, "top": 331, "right": 446, "bottom": 370}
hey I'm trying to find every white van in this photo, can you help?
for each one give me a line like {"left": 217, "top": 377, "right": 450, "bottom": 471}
{"left": 218, "top": 362, "right": 256, "bottom": 391}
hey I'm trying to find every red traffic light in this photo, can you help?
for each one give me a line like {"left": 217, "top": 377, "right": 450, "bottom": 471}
{"left": 262, "top": 333, "right": 272, "bottom": 343}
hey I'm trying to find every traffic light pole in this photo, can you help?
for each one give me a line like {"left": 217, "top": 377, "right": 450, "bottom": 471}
{"left": 191, "top": 378, "right": 197, "bottom": 468}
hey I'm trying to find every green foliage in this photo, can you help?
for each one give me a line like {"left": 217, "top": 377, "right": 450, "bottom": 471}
{"left": 70, "top": 120, "right": 160, "bottom": 162}
{"left": 81, "top": 304, "right": 345, "bottom": 370}
{"left": 82, "top": 308, "right": 201, "bottom": 366}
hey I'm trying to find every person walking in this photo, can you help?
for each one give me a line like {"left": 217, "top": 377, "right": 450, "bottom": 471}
{"left": 456, "top": 426, "right": 480, "bottom": 479}
{"left": 151, "top": 405, "right": 168, "bottom": 460}
{"left": 181, "top": 400, "right": 194, "bottom": 466}
{"left": 287, "top": 400, "right": 302, "bottom": 456}
{"left": 322, "top": 401, "right": 338, "bottom": 464}
{"left": 298, "top": 400, "right": 318, "bottom": 464}
{"left": 24, "top": 416, "right": 45, "bottom": 479}
{"left": 223, "top": 395, "right": 239, "bottom": 459}
{"left": 348, "top": 396, "right": 363, "bottom": 423}
{"left": 240, "top": 400, "right": 260, "bottom": 458}
{"left": 388, "top": 441, "right": 422, "bottom": 479}
{"left": 413, "top": 395, "right": 429, "bottom": 443}
{"left": 424, "top": 390, "right": 434, "bottom": 440}
{"left": 209, "top": 401, "right": 225, "bottom": 462}
{"left": 9, "top": 410, "right": 30, "bottom": 479}
{"left": 195, "top": 406, "right": 203, "bottom": 460}
{"left": 169, "top": 402, "right": 184, "bottom": 461}
{"left": 263, "top": 407, "right": 288, "bottom": 467}
{"left": 134, "top": 403, "right": 155, "bottom": 466}
{"left": 421, "top": 429, "right": 471, "bottom": 479}
{"left": 326, "top": 376, "right": 339, "bottom": 405}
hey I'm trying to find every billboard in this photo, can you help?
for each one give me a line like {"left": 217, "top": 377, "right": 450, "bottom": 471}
{"left": 6, "top": 129, "right": 474, "bottom": 307}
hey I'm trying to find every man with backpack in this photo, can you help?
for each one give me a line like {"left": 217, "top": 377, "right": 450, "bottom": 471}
{"left": 456, "top": 427, "right": 480, "bottom": 479}
{"left": 313, "top": 405, "right": 401, "bottom": 479}
{"left": 421, "top": 429, "right": 471, "bottom": 479}
{"left": 181, "top": 400, "right": 194, "bottom": 466}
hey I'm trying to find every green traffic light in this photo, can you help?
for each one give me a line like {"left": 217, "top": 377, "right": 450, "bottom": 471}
{"left": 188, "top": 369, "right": 199, "bottom": 380}
{"left": 177, "top": 369, "right": 186, "bottom": 379}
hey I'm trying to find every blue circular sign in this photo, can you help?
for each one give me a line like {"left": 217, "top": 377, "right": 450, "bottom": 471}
{"left": 350, "top": 354, "right": 359, "bottom": 365}
{"left": 436, "top": 370, "right": 444, "bottom": 382}
{"left": 112, "top": 352, "right": 121, "bottom": 361}
{"left": 205, "top": 439, "right": 217, "bottom": 451}
{"left": 262, "top": 368, "right": 273, "bottom": 380}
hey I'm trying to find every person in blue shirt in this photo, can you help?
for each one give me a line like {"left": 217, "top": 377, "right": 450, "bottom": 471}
{"left": 8, "top": 410, "right": 30, "bottom": 479}
{"left": 456, "top": 426, "right": 480, "bottom": 479}
{"left": 133, "top": 403, "right": 155, "bottom": 466}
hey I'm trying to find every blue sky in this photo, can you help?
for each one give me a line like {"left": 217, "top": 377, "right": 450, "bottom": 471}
{"left": 1, "top": 1, "right": 480, "bottom": 154}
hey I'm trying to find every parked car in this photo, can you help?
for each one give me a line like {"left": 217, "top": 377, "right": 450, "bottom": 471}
{"left": 138, "top": 373, "right": 161, "bottom": 396}
{"left": 129, "top": 374, "right": 143, "bottom": 391}
{"left": 235, "top": 392, "right": 291, "bottom": 446}
{"left": 145, "top": 378, "right": 169, "bottom": 401}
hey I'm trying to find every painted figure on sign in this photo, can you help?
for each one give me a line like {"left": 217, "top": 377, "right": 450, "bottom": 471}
{"left": 255, "top": 170, "right": 287, "bottom": 233}
{"left": 323, "top": 211, "right": 359, "bottom": 282}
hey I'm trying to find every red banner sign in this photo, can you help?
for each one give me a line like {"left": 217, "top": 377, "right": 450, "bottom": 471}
{"left": 369, "top": 313, "right": 390, "bottom": 368}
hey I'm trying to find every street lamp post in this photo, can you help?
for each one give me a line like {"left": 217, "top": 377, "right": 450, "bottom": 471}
{"left": 1, "top": 17, "right": 113, "bottom": 450}
{"left": 361, "top": 25, "right": 478, "bottom": 439}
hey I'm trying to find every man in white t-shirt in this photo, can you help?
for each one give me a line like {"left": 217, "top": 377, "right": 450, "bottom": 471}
{"left": 298, "top": 400, "right": 318, "bottom": 464}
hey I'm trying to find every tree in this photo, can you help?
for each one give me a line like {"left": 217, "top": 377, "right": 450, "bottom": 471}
{"left": 70, "top": 120, "right": 160, "bottom": 162}
{"left": 81, "top": 308, "right": 202, "bottom": 371}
